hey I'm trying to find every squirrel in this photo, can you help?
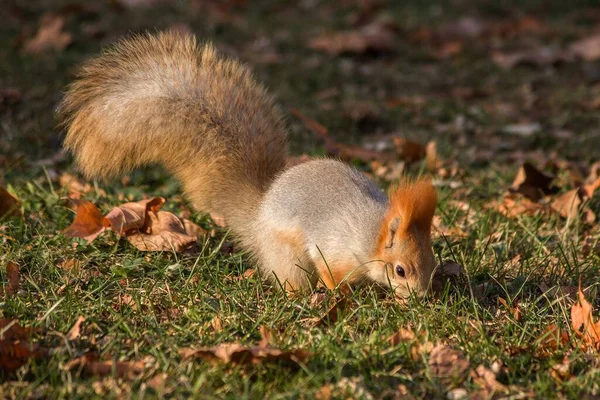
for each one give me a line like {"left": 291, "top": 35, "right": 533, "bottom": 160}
{"left": 57, "top": 31, "right": 438, "bottom": 298}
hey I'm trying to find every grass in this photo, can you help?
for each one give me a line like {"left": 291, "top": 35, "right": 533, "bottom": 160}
{"left": 2, "top": 0, "right": 600, "bottom": 398}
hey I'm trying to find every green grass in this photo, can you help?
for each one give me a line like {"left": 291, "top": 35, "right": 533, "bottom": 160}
{"left": 2, "top": 0, "right": 600, "bottom": 398}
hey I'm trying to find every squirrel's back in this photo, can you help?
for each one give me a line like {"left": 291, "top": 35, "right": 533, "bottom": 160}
{"left": 57, "top": 32, "right": 287, "bottom": 251}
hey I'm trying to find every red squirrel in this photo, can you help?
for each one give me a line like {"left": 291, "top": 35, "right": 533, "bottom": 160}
{"left": 57, "top": 32, "right": 438, "bottom": 298}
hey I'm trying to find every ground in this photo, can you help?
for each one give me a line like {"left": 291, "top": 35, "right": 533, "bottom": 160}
{"left": 1, "top": 0, "right": 600, "bottom": 398}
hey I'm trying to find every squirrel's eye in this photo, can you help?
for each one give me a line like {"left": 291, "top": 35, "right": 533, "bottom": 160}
{"left": 395, "top": 265, "right": 406, "bottom": 278}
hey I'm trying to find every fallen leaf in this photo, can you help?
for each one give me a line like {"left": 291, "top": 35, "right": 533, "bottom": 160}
{"left": 536, "top": 324, "right": 569, "bottom": 353}
{"left": 550, "top": 187, "right": 595, "bottom": 223}
{"left": 538, "top": 283, "right": 579, "bottom": 300}
{"left": 431, "top": 261, "right": 463, "bottom": 295}
{"left": 510, "top": 163, "right": 557, "bottom": 200}
{"left": 428, "top": 344, "right": 470, "bottom": 382}
{"left": 0, "top": 340, "right": 48, "bottom": 374}
{"left": 490, "top": 194, "right": 550, "bottom": 218}
{"left": 62, "top": 200, "right": 107, "bottom": 243}
{"left": 471, "top": 364, "right": 507, "bottom": 393}
{"left": 308, "top": 21, "right": 395, "bottom": 55}
{"left": 550, "top": 356, "right": 572, "bottom": 382}
{"left": 392, "top": 137, "right": 426, "bottom": 164}
{"left": 104, "top": 197, "right": 165, "bottom": 234}
{"left": 498, "top": 297, "right": 522, "bottom": 322}
{"left": 0, "top": 187, "right": 20, "bottom": 218}
{"left": 66, "top": 316, "right": 86, "bottom": 341}
{"left": 492, "top": 47, "right": 569, "bottom": 69}
{"left": 210, "top": 315, "right": 223, "bottom": 332}
{"left": 4, "top": 261, "right": 20, "bottom": 296}
{"left": 126, "top": 210, "right": 197, "bottom": 252}
{"left": 179, "top": 343, "right": 309, "bottom": 366}
{"left": 182, "top": 219, "right": 207, "bottom": 238}
{"left": 569, "top": 34, "right": 600, "bottom": 61}
{"left": 23, "top": 14, "right": 72, "bottom": 54}
{"left": 66, "top": 353, "right": 147, "bottom": 379}
{"left": 0, "top": 319, "right": 37, "bottom": 340}
{"left": 570, "top": 287, "right": 600, "bottom": 350}
{"left": 0, "top": 319, "right": 47, "bottom": 374}
{"left": 209, "top": 212, "right": 227, "bottom": 228}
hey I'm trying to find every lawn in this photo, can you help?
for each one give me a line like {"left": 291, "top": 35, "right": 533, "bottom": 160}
{"left": 1, "top": 0, "right": 599, "bottom": 398}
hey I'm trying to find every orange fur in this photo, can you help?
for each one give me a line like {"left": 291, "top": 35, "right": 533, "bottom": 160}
{"left": 376, "top": 177, "right": 438, "bottom": 253}
{"left": 315, "top": 259, "right": 355, "bottom": 290}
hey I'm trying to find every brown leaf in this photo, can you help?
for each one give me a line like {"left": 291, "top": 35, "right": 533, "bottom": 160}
{"left": 0, "top": 319, "right": 37, "bottom": 340}
{"left": 23, "top": 14, "right": 72, "bottom": 54}
{"left": 4, "top": 261, "right": 20, "bottom": 296}
{"left": 0, "top": 319, "right": 46, "bottom": 374}
{"left": 105, "top": 197, "right": 165, "bottom": 234}
{"left": 66, "top": 316, "right": 86, "bottom": 341}
{"left": 425, "top": 141, "right": 440, "bottom": 172}
{"left": 179, "top": 343, "right": 309, "bottom": 366}
{"left": 0, "top": 187, "right": 20, "bottom": 218}
{"left": 550, "top": 187, "right": 595, "bottom": 223}
{"left": 389, "top": 328, "right": 434, "bottom": 362}
{"left": 490, "top": 194, "right": 550, "bottom": 218}
{"left": 210, "top": 315, "right": 223, "bottom": 332}
{"left": 62, "top": 200, "right": 108, "bottom": 243}
{"left": 0, "top": 339, "right": 48, "bottom": 374}
{"left": 569, "top": 34, "right": 600, "bottom": 61}
{"left": 431, "top": 261, "right": 463, "bottom": 295}
{"left": 498, "top": 297, "right": 522, "bottom": 322}
{"left": 570, "top": 287, "right": 600, "bottom": 350}
{"left": 471, "top": 364, "right": 507, "bottom": 393}
{"left": 392, "top": 137, "right": 426, "bottom": 164}
{"left": 125, "top": 210, "right": 197, "bottom": 252}
{"left": 182, "top": 219, "right": 207, "bottom": 238}
{"left": 308, "top": 21, "right": 395, "bottom": 55}
{"left": 550, "top": 356, "right": 572, "bottom": 382}
{"left": 66, "top": 353, "right": 147, "bottom": 379}
{"left": 536, "top": 324, "right": 569, "bottom": 353}
{"left": 510, "top": 163, "right": 557, "bottom": 201}
{"left": 428, "top": 344, "right": 470, "bottom": 382}
{"left": 492, "top": 46, "right": 570, "bottom": 69}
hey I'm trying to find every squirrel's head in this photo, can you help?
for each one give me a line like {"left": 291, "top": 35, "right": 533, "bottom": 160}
{"left": 369, "top": 177, "right": 438, "bottom": 299}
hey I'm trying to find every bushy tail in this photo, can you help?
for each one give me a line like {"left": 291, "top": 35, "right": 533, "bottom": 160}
{"left": 57, "top": 31, "right": 288, "bottom": 251}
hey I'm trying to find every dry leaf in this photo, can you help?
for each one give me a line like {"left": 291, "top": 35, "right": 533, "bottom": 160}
{"left": 392, "top": 137, "right": 426, "bottom": 164}
{"left": 210, "top": 315, "right": 223, "bottom": 332}
{"left": 126, "top": 210, "right": 197, "bottom": 252}
{"left": 182, "top": 219, "right": 207, "bottom": 238}
{"left": 66, "top": 316, "right": 86, "bottom": 341}
{"left": 105, "top": 197, "right": 165, "bottom": 234}
{"left": 550, "top": 356, "right": 572, "bottom": 382}
{"left": 389, "top": 328, "right": 433, "bottom": 361}
{"left": 498, "top": 297, "right": 522, "bottom": 322}
{"left": 492, "top": 46, "right": 569, "bottom": 69}
{"left": 471, "top": 364, "right": 507, "bottom": 393}
{"left": 510, "top": 163, "right": 557, "bottom": 201}
{"left": 428, "top": 344, "right": 470, "bottom": 382}
{"left": 431, "top": 261, "right": 463, "bottom": 295}
{"left": 570, "top": 287, "right": 600, "bottom": 350}
{"left": 536, "top": 325, "right": 569, "bottom": 353}
{"left": 62, "top": 200, "right": 107, "bottom": 243}
{"left": 490, "top": 194, "right": 550, "bottom": 218}
{"left": 0, "top": 319, "right": 47, "bottom": 374}
{"left": 179, "top": 343, "right": 309, "bottom": 366}
{"left": 4, "top": 261, "right": 20, "bottom": 296}
{"left": 23, "top": 14, "right": 72, "bottom": 54}
{"left": 569, "top": 34, "right": 600, "bottom": 61}
{"left": 308, "top": 21, "right": 395, "bottom": 55}
{"left": 550, "top": 187, "right": 595, "bottom": 223}
{"left": 0, "top": 339, "right": 48, "bottom": 374}
{"left": 0, "top": 187, "right": 20, "bottom": 218}
{"left": 66, "top": 353, "right": 147, "bottom": 379}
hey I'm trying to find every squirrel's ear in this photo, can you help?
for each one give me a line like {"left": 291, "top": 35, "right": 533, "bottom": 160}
{"left": 385, "top": 217, "right": 400, "bottom": 248}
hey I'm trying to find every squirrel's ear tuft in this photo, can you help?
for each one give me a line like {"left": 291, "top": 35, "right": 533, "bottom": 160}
{"left": 388, "top": 176, "right": 437, "bottom": 233}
